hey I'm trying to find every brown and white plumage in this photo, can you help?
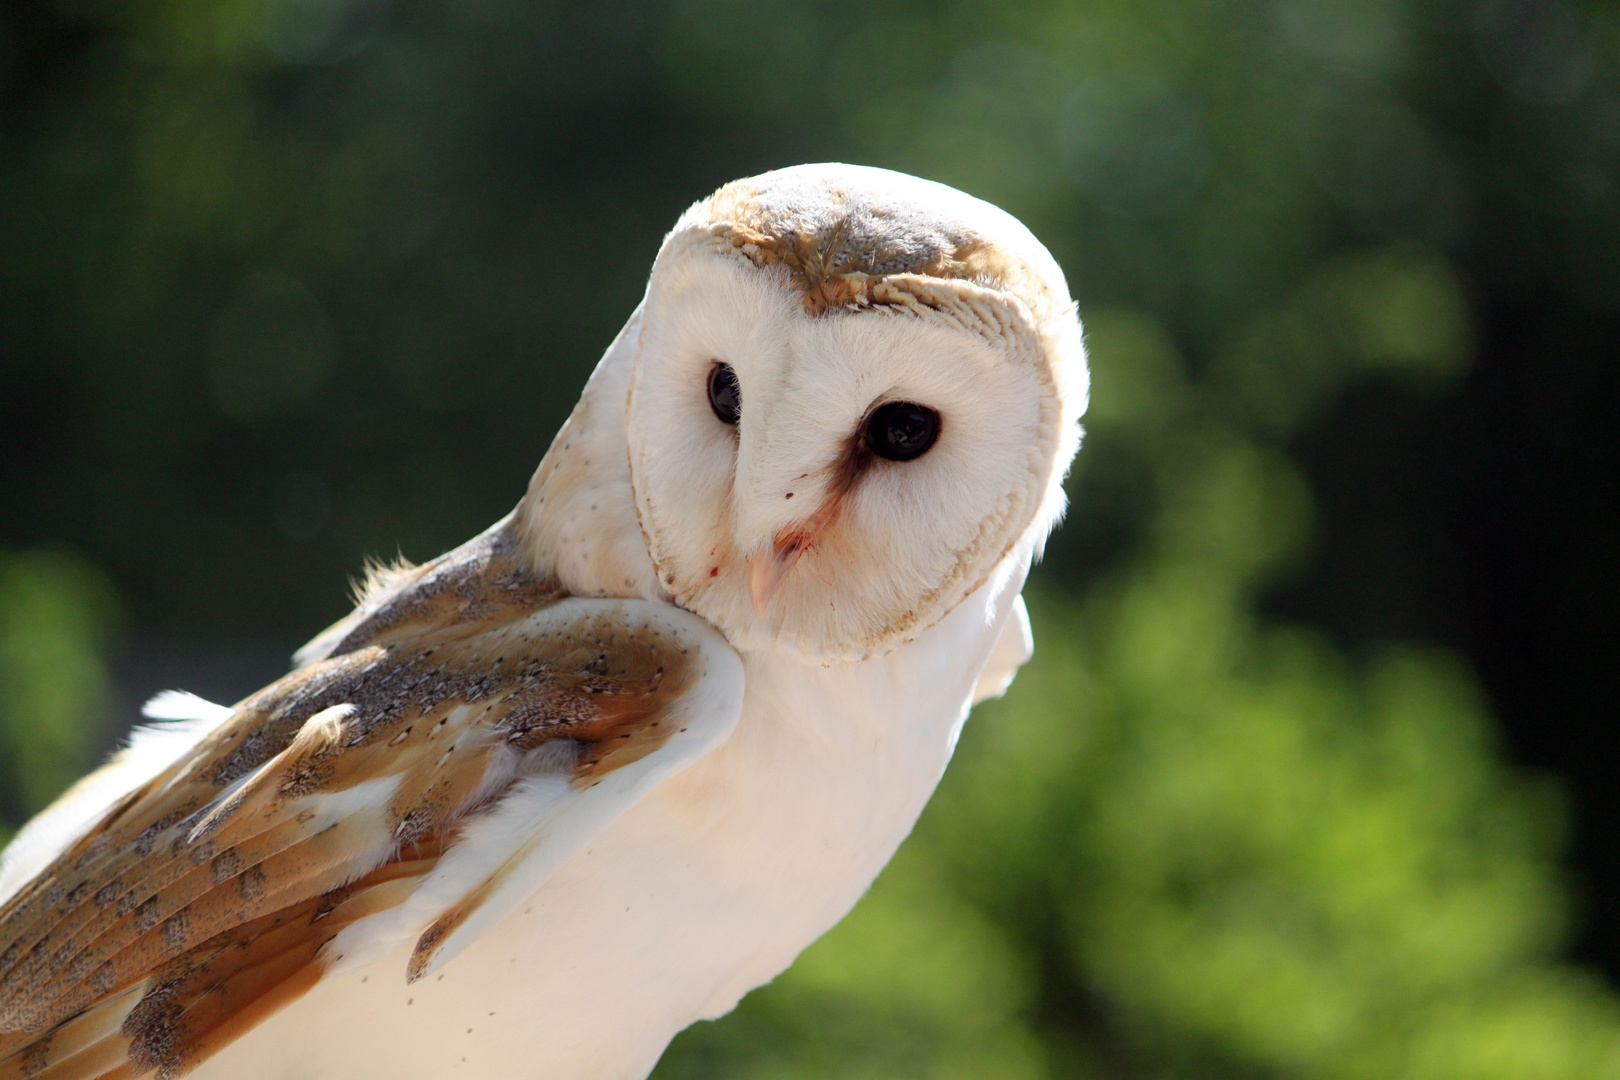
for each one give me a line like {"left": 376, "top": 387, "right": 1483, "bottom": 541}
{"left": 0, "top": 163, "right": 1085, "bottom": 1080}
{"left": 0, "top": 528, "right": 740, "bottom": 1078}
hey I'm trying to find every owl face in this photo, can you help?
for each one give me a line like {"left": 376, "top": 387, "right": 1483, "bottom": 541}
{"left": 626, "top": 165, "right": 1087, "bottom": 663}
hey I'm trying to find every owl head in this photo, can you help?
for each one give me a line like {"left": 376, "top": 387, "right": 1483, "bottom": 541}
{"left": 623, "top": 164, "right": 1086, "bottom": 664}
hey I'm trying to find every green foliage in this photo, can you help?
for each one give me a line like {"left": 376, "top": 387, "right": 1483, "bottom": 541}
{"left": 0, "top": 551, "right": 117, "bottom": 841}
{"left": 2, "top": 0, "right": 1618, "bottom": 1074}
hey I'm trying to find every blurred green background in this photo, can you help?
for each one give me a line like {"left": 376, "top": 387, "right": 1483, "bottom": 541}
{"left": 2, "top": 0, "right": 1618, "bottom": 1075}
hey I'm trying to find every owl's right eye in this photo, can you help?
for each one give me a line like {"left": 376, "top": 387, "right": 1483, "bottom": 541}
{"left": 708, "top": 363, "right": 741, "bottom": 426}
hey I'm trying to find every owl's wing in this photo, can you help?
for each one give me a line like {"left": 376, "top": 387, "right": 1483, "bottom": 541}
{"left": 972, "top": 593, "right": 1033, "bottom": 704}
{"left": 0, "top": 528, "right": 743, "bottom": 1080}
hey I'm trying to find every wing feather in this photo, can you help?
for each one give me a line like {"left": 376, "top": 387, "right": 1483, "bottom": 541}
{"left": 0, "top": 523, "right": 744, "bottom": 1079}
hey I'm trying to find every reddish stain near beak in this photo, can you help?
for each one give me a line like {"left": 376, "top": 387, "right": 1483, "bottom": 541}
{"left": 709, "top": 567, "right": 720, "bottom": 577}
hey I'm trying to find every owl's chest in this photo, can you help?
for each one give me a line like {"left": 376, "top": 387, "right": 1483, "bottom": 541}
{"left": 635, "top": 642, "right": 978, "bottom": 959}
{"left": 408, "top": 626, "right": 990, "bottom": 1074}
{"left": 201, "top": 564, "right": 1017, "bottom": 1080}
{"left": 580, "top": 581, "right": 1011, "bottom": 1018}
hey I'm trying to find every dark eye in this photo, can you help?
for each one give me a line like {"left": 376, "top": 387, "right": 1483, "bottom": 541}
{"left": 864, "top": 401, "right": 940, "bottom": 462}
{"left": 708, "top": 363, "right": 741, "bottom": 426}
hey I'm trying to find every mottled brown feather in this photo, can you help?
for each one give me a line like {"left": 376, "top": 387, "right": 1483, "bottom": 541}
{"left": 698, "top": 175, "right": 1058, "bottom": 320}
{"left": 0, "top": 525, "right": 698, "bottom": 1078}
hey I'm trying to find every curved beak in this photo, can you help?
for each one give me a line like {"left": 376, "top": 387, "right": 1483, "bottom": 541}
{"left": 748, "top": 538, "right": 805, "bottom": 615}
{"left": 743, "top": 433, "right": 865, "bottom": 616}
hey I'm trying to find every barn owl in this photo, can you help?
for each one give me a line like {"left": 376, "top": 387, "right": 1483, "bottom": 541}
{"left": 0, "top": 163, "right": 1086, "bottom": 1080}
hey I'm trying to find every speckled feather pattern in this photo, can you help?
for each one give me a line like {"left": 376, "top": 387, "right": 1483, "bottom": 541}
{"left": 0, "top": 527, "right": 701, "bottom": 1079}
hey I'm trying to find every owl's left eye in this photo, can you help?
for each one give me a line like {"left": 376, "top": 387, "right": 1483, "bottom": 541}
{"left": 708, "top": 363, "right": 741, "bottom": 426}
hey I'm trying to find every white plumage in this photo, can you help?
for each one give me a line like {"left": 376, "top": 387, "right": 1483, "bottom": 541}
{"left": 0, "top": 163, "right": 1085, "bottom": 1080}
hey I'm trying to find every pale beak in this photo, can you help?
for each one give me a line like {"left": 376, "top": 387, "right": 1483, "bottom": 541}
{"left": 748, "top": 539, "right": 805, "bottom": 615}
{"left": 746, "top": 473, "right": 852, "bottom": 616}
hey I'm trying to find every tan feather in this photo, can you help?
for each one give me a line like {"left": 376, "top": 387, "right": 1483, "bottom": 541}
{"left": 0, "top": 524, "right": 702, "bottom": 1078}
